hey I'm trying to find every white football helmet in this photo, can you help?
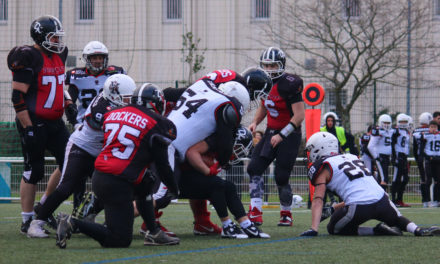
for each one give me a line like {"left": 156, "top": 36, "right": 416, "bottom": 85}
{"left": 103, "top": 74, "right": 136, "bottom": 106}
{"left": 322, "top": 111, "right": 339, "bottom": 126}
{"left": 378, "top": 114, "right": 392, "bottom": 130}
{"left": 396, "top": 113, "right": 411, "bottom": 129}
{"left": 292, "top": 195, "right": 303, "bottom": 208}
{"left": 82, "top": 41, "right": 109, "bottom": 72}
{"left": 419, "top": 112, "right": 433, "bottom": 126}
{"left": 218, "top": 81, "right": 250, "bottom": 113}
{"left": 305, "top": 132, "right": 340, "bottom": 163}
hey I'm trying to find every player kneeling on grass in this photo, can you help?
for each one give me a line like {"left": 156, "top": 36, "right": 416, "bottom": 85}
{"left": 300, "top": 132, "right": 440, "bottom": 237}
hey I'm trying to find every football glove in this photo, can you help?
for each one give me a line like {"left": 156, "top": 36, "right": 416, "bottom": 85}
{"left": 320, "top": 206, "right": 335, "bottom": 222}
{"left": 300, "top": 228, "right": 318, "bottom": 237}
{"left": 24, "top": 126, "right": 37, "bottom": 148}
{"left": 65, "top": 103, "right": 78, "bottom": 126}
{"left": 208, "top": 162, "right": 222, "bottom": 176}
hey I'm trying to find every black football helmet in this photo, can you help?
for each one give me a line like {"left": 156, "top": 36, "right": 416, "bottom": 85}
{"left": 260, "top": 47, "right": 286, "bottom": 79}
{"left": 230, "top": 126, "right": 253, "bottom": 165}
{"left": 241, "top": 67, "right": 273, "bottom": 101}
{"left": 30, "top": 15, "right": 65, "bottom": 54}
{"left": 131, "top": 83, "right": 166, "bottom": 115}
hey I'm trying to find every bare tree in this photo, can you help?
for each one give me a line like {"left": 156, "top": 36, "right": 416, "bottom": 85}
{"left": 257, "top": 0, "right": 438, "bottom": 129}
{"left": 181, "top": 31, "right": 206, "bottom": 86}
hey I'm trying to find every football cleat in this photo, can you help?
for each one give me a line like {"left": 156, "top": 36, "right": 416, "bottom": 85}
{"left": 140, "top": 221, "right": 177, "bottom": 237}
{"left": 278, "top": 210, "right": 293, "bottom": 226}
{"left": 56, "top": 213, "right": 74, "bottom": 249}
{"left": 395, "top": 200, "right": 411, "bottom": 208}
{"left": 221, "top": 222, "right": 248, "bottom": 239}
{"left": 20, "top": 218, "right": 33, "bottom": 234}
{"left": 242, "top": 222, "right": 270, "bottom": 238}
{"left": 27, "top": 220, "right": 49, "bottom": 238}
{"left": 373, "top": 223, "right": 402, "bottom": 236}
{"left": 34, "top": 202, "right": 58, "bottom": 230}
{"left": 247, "top": 207, "right": 263, "bottom": 226}
{"left": 193, "top": 221, "right": 222, "bottom": 236}
{"left": 72, "top": 192, "right": 98, "bottom": 219}
{"left": 415, "top": 226, "right": 440, "bottom": 236}
{"left": 320, "top": 206, "right": 334, "bottom": 222}
{"left": 144, "top": 229, "right": 180, "bottom": 246}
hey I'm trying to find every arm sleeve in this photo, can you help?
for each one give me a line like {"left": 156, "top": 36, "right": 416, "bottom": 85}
{"left": 68, "top": 85, "right": 79, "bottom": 103}
{"left": 163, "top": 87, "right": 187, "bottom": 102}
{"left": 212, "top": 105, "right": 237, "bottom": 166}
{"left": 413, "top": 136, "right": 419, "bottom": 160}
{"left": 367, "top": 135, "right": 379, "bottom": 159}
{"left": 151, "top": 135, "right": 178, "bottom": 195}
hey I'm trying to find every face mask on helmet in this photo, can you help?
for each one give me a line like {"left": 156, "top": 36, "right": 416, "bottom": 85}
{"left": 218, "top": 81, "right": 250, "bottom": 113}
{"left": 230, "top": 126, "right": 253, "bottom": 165}
{"left": 103, "top": 74, "right": 136, "bottom": 106}
{"left": 259, "top": 47, "right": 286, "bottom": 80}
{"left": 30, "top": 15, "right": 66, "bottom": 54}
{"left": 396, "top": 113, "right": 410, "bottom": 129}
{"left": 131, "top": 83, "right": 166, "bottom": 115}
{"left": 305, "top": 132, "right": 339, "bottom": 163}
{"left": 82, "top": 41, "right": 109, "bottom": 73}
{"left": 378, "top": 114, "right": 392, "bottom": 130}
{"left": 241, "top": 67, "right": 273, "bottom": 102}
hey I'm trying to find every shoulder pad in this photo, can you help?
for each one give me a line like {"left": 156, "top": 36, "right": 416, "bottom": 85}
{"left": 86, "top": 95, "right": 112, "bottom": 130}
{"left": 308, "top": 157, "right": 327, "bottom": 185}
{"left": 221, "top": 103, "right": 241, "bottom": 128}
{"left": 65, "top": 68, "right": 87, "bottom": 83}
{"left": 155, "top": 114, "right": 177, "bottom": 141}
{"left": 7, "top": 46, "right": 42, "bottom": 72}
{"left": 278, "top": 73, "right": 304, "bottom": 94}
{"left": 106, "top": 65, "right": 125, "bottom": 75}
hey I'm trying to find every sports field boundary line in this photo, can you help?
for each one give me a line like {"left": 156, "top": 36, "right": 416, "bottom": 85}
{"left": 82, "top": 235, "right": 318, "bottom": 264}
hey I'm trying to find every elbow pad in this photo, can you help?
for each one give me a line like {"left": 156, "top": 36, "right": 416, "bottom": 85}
{"left": 11, "top": 89, "right": 27, "bottom": 113}
{"left": 221, "top": 104, "right": 240, "bottom": 128}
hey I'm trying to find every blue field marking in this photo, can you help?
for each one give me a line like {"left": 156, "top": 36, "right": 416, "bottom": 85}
{"left": 82, "top": 236, "right": 318, "bottom": 264}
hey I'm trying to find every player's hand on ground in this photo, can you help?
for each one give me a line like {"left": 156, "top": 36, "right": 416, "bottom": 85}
{"left": 300, "top": 228, "right": 318, "bottom": 237}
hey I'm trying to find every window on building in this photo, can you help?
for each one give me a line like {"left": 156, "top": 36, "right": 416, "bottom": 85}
{"left": 435, "top": 0, "right": 440, "bottom": 17}
{"left": 163, "top": 0, "right": 182, "bottom": 22}
{"left": 327, "top": 88, "right": 347, "bottom": 111}
{"left": 77, "top": 0, "right": 94, "bottom": 21}
{"left": 252, "top": 0, "right": 270, "bottom": 20}
{"left": 343, "top": 0, "right": 360, "bottom": 18}
{"left": 0, "top": 0, "right": 7, "bottom": 22}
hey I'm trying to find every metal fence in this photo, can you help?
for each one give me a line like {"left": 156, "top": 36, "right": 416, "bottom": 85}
{"left": 5, "top": 158, "right": 425, "bottom": 205}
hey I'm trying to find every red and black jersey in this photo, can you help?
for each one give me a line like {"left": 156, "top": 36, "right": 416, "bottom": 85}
{"left": 95, "top": 105, "right": 177, "bottom": 183}
{"left": 263, "top": 73, "right": 303, "bottom": 130}
{"left": 200, "top": 69, "right": 246, "bottom": 87}
{"left": 8, "top": 45, "right": 68, "bottom": 120}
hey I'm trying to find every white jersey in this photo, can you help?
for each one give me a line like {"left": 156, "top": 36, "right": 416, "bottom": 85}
{"left": 413, "top": 127, "right": 429, "bottom": 156}
{"left": 69, "top": 93, "right": 112, "bottom": 157}
{"left": 423, "top": 132, "right": 440, "bottom": 158}
{"left": 65, "top": 66, "right": 125, "bottom": 123}
{"left": 167, "top": 79, "right": 231, "bottom": 161}
{"left": 393, "top": 128, "right": 410, "bottom": 155}
{"left": 311, "top": 154, "right": 384, "bottom": 205}
{"left": 368, "top": 127, "right": 394, "bottom": 157}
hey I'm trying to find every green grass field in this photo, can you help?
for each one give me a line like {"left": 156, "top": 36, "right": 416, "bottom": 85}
{"left": 1, "top": 202, "right": 440, "bottom": 264}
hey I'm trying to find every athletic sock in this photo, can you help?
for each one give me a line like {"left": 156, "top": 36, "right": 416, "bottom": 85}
{"left": 222, "top": 219, "right": 233, "bottom": 228}
{"left": 406, "top": 222, "right": 418, "bottom": 233}
{"left": 21, "top": 212, "right": 34, "bottom": 223}
{"left": 250, "top": 198, "right": 263, "bottom": 211}
{"left": 240, "top": 219, "right": 252, "bottom": 229}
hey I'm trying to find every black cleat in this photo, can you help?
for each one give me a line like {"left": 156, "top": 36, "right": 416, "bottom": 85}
{"left": 373, "top": 223, "right": 402, "bottom": 236}
{"left": 415, "top": 226, "right": 440, "bottom": 236}
{"left": 56, "top": 213, "right": 74, "bottom": 249}
{"left": 20, "top": 218, "right": 32, "bottom": 234}
{"left": 144, "top": 229, "right": 180, "bottom": 246}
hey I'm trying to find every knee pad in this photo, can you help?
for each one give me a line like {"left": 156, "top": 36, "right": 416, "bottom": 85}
{"left": 277, "top": 184, "right": 292, "bottom": 207}
{"left": 22, "top": 164, "right": 45, "bottom": 184}
{"left": 249, "top": 175, "right": 264, "bottom": 199}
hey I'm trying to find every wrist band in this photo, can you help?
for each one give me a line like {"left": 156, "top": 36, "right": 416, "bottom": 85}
{"left": 279, "top": 122, "right": 296, "bottom": 139}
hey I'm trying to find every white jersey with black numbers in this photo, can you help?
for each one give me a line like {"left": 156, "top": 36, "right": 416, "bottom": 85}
{"left": 167, "top": 79, "right": 230, "bottom": 161}
{"left": 66, "top": 66, "right": 125, "bottom": 123}
{"left": 368, "top": 127, "right": 394, "bottom": 157}
{"left": 69, "top": 93, "right": 112, "bottom": 157}
{"left": 423, "top": 132, "right": 440, "bottom": 158}
{"left": 324, "top": 154, "right": 384, "bottom": 205}
{"left": 394, "top": 128, "right": 410, "bottom": 155}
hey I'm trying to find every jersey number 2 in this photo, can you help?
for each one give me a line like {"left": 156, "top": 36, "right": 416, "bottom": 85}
{"left": 338, "top": 160, "right": 372, "bottom": 181}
